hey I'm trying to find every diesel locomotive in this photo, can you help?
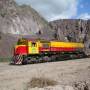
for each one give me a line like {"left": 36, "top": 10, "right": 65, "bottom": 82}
{"left": 12, "top": 38, "right": 86, "bottom": 65}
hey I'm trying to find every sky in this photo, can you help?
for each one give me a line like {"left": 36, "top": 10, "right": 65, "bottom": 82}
{"left": 15, "top": 0, "right": 90, "bottom": 21}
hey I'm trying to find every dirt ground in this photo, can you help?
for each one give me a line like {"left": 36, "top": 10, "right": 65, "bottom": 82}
{"left": 0, "top": 58, "right": 90, "bottom": 90}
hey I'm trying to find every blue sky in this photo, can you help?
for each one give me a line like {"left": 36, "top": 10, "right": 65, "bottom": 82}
{"left": 15, "top": 0, "right": 90, "bottom": 21}
{"left": 77, "top": 0, "right": 90, "bottom": 19}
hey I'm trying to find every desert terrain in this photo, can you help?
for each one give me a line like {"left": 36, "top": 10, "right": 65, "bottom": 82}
{"left": 0, "top": 58, "right": 90, "bottom": 90}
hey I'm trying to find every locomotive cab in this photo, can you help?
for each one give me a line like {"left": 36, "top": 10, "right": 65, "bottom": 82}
{"left": 14, "top": 38, "right": 28, "bottom": 55}
{"left": 28, "top": 41, "right": 39, "bottom": 54}
{"left": 14, "top": 38, "right": 39, "bottom": 55}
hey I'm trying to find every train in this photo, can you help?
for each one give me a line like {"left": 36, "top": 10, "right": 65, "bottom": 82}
{"left": 11, "top": 38, "right": 86, "bottom": 65}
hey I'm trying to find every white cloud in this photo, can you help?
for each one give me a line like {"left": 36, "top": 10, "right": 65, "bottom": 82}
{"left": 78, "top": 13, "right": 90, "bottom": 20}
{"left": 16, "top": 0, "right": 78, "bottom": 21}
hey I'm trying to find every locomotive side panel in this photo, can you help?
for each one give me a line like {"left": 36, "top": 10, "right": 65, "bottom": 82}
{"left": 50, "top": 41, "right": 84, "bottom": 52}
{"left": 39, "top": 41, "right": 50, "bottom": 52}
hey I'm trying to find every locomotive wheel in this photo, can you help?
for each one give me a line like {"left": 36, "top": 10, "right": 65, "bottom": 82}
{"left": 38, "top": 57, "right": 43, "bottom": 63}
{"left": 42, "top": 56, "right": 51, "bottom": 62}
{"left": 22, "top": 55, "right": 30, "bottom": 65}
{"left": 22, "top": 58, "right": 28, "bottom": 65}
{"left": 29, "top": 58, "right": 37, "bottom": 64}
{"left": 51, "top": 55, "right": 58, "bottom": 62}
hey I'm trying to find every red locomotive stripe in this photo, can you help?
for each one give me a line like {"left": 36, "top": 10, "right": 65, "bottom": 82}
{"left": 15, "top": 46, "right": 28, "bottom": 55}
{"left": 50, "top": 47, "right": 76, "bottom": 52}
{"left": 39, "top": 47, "right": 77, "bottom": 52}
{"left": 39, "top": 47, "right": 50, "bottom": 52}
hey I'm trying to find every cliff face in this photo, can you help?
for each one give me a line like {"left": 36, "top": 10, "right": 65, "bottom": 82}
{"left": 0, "top": 33, "right": 18, "bottom": 57}
{"left": 0, "top": 0, "right": 54, "bottom": 57}
{"left": 50, "top": 19, "right": 90, "bottom": 55}
{"left": 0, "top": 0, "right": 53, "bottom": 36}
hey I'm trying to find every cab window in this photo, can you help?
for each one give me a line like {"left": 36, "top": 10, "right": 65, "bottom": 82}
{"left": 43, "top": 43, "right": 50, "bottom": 48}
{"left": 31, "top": 42, "right": 36, "bottom": 47}
{"left": 17, "top": 39, "right": 27, "bottom": 45}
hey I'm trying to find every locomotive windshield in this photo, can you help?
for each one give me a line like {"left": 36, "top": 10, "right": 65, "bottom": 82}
{"left": 17, "top": 38, "right": 27, "bottom": 45}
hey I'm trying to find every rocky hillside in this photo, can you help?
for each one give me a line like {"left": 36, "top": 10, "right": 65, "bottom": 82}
{"left": 50, "top": 19, "right": 90, "bottom": 55}
{"left": 0, "top": 33, "right": 18, "bottom": 57}
{"left": 0, "top": 0, "right": 54, "bottom": 57}
{"left": 0, "top": 0, "right": 53, "bottom": 36}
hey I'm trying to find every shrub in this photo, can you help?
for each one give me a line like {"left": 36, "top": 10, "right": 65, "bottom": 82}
{"left": 0, "top": 57, "right": 11, "bottom": 62}
{"left": 73, "top": 81, "right": 89, "bottom": 90}
{"left": 27, "top": 77, "right": 58, "bottom": 88}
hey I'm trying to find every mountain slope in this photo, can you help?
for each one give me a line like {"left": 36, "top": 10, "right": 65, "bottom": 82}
{"left": 0, "top": 33, "right": 18, "bottom": 57}
{"left": 0, "top": 0, "right": 53, "bottom": 36}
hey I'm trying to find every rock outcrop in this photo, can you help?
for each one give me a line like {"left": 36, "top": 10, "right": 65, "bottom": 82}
{"left": 0, "top": 0, "right": 53, "bottom": 36}
{"left": 0, "top": 33, "right": 18, "bottom": 57}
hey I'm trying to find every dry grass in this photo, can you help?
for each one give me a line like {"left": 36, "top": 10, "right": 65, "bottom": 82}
{"left": 27, "top": 77, "right": 58, "bottom": 88}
